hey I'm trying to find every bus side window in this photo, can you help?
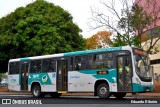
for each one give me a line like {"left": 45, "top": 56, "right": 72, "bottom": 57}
{"left": 50, "top": 59, "right": 55, "bottom": 72}
{"left": 75, "top": 56, "right": 81, "bottom": 70}
{"left": 42, "top": 59, "right": 49, "bottom": 72}
{"left": 93, "top": 53, "right": 113, "bottom": 69}
{"left": 9, "top": 62, "right": 20, "bottom": 74}
{"left": 93, "top": 54, "right": 103, "bottom": 69}
{"left": 30, "top": 60, "right": 41, "bottom": 73}
{"left": 83, "top": 55, "right": 93, "bottom": 69}
{"left": 42, "top": 59, "right": 55, "bottom": 72}
{"left": 9, "top": 63, "right": 14, "bottom": 74}
{"left": 70, "top": 57, "right": 74, "bottom": 70}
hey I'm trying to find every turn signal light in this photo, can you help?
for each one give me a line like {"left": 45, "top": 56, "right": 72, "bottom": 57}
{"left": 97, "top": 71, "right": 108, "bottom": 74}
{"left": 136, "top": 78, "right": 141, "bottom": 84}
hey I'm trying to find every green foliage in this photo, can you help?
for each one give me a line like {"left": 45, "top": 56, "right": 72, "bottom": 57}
{"left": 112, "top": 33, "right": 128, "bottom": 47}
{"left": 112, "top": 33, "right": 141, "bottom": 47}
{"left": 130, "top": 4, "right": 151, "bottom": 35}
{"left": 0, "top": 0, "right": 85, "bottom": 73}
{"left": 0, "top": 73, "right": 7, "bottom": 81}
{"left": 114, "top": 4, "right": 153, "bottom": 48}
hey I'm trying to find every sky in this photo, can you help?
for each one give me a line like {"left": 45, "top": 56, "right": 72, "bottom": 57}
{"left": 0, "top": 0, "right": 125, "bottom": 38}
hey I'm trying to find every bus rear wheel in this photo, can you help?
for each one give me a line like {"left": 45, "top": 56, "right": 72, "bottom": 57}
{"left": 113, "top": 92, "right": 126, "bottom": 99}
{"left": 50, "top": 92, "right": 61, "bottom": 98}
{"left": 32, "top": 85, "right": 45, "bottom": 98}
{"left": 97, "top": 83, "right": 110, "bottom": 99}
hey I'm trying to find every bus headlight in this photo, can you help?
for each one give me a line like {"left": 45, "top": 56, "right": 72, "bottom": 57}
{"left": 136, "top": 78, "right": 141, "bottom": 84}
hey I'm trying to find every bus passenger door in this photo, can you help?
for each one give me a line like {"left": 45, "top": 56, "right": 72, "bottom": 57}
{"left": 20, "top": 62, "right": 29, "bottom": 91}
{"left": 117, "top": 56, "right": 132, "bottom": 92}
{"left": 57, "top": 60, "right": 68, "bottom": 92}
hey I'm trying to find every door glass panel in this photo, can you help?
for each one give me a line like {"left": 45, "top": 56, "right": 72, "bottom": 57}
{"left": 57, "top": 60, "right": 68, "bottom": 91}
{"left": 118, "top": 57, "right": 124, "bottom": 91}
{"left": 21, "top": 63, "right": 29, "bottom": 90}
{"left": 63, "top": 62, "right": 67, "bottom": 90}
{"left": 57, "top": 62, "right": 62, "bottom": 90}
{"left": 117, "top": 56, "right": 132, "bottom": 92}
{"left": 125, "top": 57, "right": 132, "bottom": 91}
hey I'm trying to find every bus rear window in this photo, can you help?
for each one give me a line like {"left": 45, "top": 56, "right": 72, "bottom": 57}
{"left": 9, "top": 62, "right": 20, "bottom": 74}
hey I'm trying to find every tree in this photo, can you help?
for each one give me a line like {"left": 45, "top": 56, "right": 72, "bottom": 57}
{"left": 89, "top": 0, "right": 160, "bottom": 54}
{"left": 112, "top": 33, "right": 137, "bottom": 47}
{"left": 0, "top": 73, "right": 7, "bottom": 82}
{"left": 0, "top": 0, "right": 85, "bottom": 73}
{"left": 85, "top": 31, "right": 112, "bottom": 49}
{"left": 131, "top": 0, "right": 160, "bottom": 54}
{"left": 89, "top": 0, "right": 134, "bottom": 46}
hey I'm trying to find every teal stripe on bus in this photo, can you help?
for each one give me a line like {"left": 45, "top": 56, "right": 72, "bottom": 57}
{"left": 64, "top": 47, "right": 122, "bottom": 56}
{"left": 19, "top": 74, "right": 21, "bottom": 85}
{"left": 28, "top": 73, "right": 52, "bottom": 85}
{"left": 20, "top": 58, "right": 30, "bottom": 61}
{"left": 76, "top": 68, "right": 117, "bottom": 83}
{"left": 132, "top": 83, "right": 154, "bottom": 92}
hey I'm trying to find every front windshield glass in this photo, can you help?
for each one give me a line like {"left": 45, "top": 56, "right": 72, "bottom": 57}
{"left": 135, "top": 54, "right": 152, "bottom": 78}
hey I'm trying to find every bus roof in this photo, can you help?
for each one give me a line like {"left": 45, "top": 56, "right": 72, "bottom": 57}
{"left": 9, "top": 53, "right": 63, "bottom": 62}
{"left": 9, "top": 46, "right": 133, "bottom": 62}
{"left": 64, "top": 46, "right": 122, "bottom": 56}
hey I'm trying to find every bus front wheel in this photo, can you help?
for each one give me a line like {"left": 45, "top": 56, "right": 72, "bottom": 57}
{"left": 32, "top": 85, "right": 45, "bottom": 98}
{"left": 97, "top": 83, "right": 110, "bottom": 99}
{"left": 113, "top": 92, "right": 126, "bottom": 99}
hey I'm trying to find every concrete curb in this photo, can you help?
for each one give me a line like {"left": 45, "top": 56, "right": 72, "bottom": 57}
{"left": 0, "top": 92, "right": 160, "bottom": 97}
{"left": 0, "top": 92, "right": 32, "bottom": 95}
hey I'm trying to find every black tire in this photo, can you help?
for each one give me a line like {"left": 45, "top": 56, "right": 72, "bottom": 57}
{"left": 97, "top": 83, "right": 110, "bottom": 99}
{"left": 32, "top": 85, "right": 45, "bottom": 98}
{"left": 113, "top": 92, "right": 126, "bottom": 99}
{"left": 50, "top": 92, "right": 61, "bottom": 98}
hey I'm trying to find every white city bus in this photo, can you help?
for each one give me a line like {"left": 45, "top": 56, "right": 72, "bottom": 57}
{"left": 8, "top": 46, "right": 154, "bottom": 98}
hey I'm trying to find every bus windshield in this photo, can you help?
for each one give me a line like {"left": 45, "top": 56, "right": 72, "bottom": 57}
{"left": 134, "top": 54, "right": 152, "bottom": 80}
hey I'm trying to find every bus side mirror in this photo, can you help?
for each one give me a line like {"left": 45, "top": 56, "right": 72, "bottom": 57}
{"left": 150, "top": 66, "right": 154, "bottom": 79}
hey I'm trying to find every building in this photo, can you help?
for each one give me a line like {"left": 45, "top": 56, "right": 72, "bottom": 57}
{"left": 135, "top": 0, "right": 160, "bottom": 77}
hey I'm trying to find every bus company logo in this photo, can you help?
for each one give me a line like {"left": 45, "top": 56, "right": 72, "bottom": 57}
{"left": 11, "top": 79, "right": 16, "bottom": 83}
{"left": 2, "top": 99, "right": 11, "bottom": 104}
{"left": 70, "top": 75, "right": 80, "bottom": 79}
{"left": 33, "top": 74, "right": 39, "bottom": 78}
{"left": 42, "top": 75, "right": 48, "bottom": 82}
{"left": 52, "top": 73, "right": 56, "bottom": 78}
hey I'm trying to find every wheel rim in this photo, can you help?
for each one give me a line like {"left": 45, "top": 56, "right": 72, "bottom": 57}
{"left": 33, "top": 88, "right": 39, "bottom": 96}
{"left": 100, "top": 86, "right": 107, "bottom": 95}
